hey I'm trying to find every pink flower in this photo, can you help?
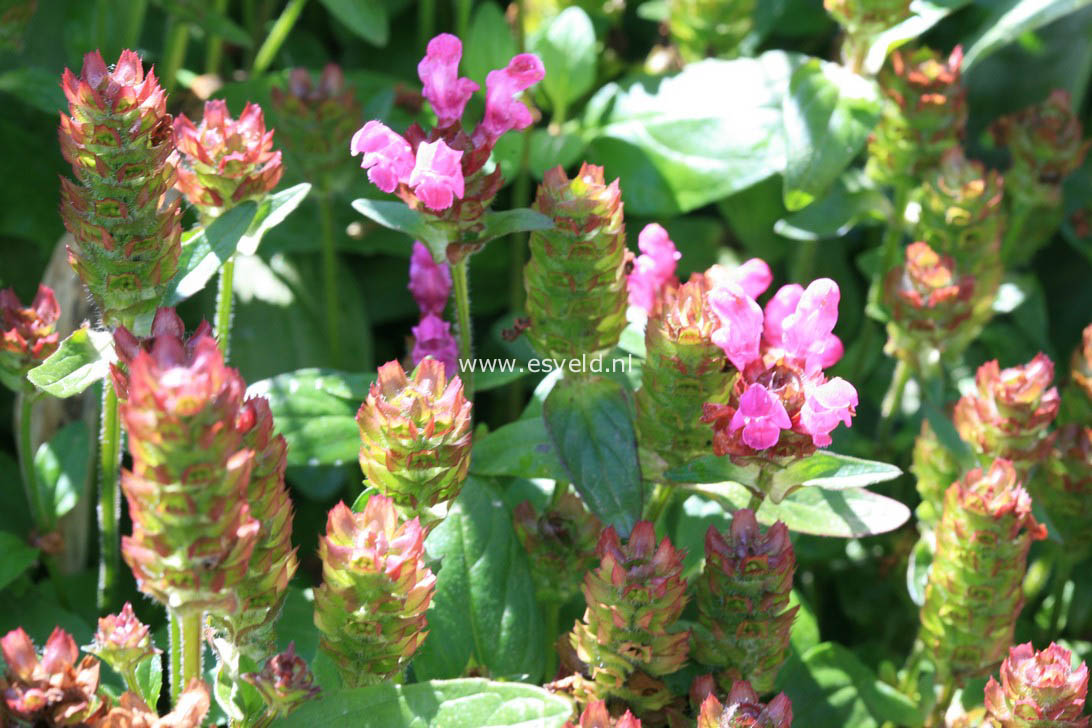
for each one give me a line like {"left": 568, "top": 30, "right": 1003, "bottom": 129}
{"left": 408, "top": 241, "right": 452, "bottom": 316}
{"left": 708, "top": 258, "right": 773, "bottom": 300}
{"left": 709, "top": 284, "right": 764, "bottom": 372}
{"left": 729, "top": 384, "right": 792, "bottom": 450}
{"left": 412, "top": 314, "right": 459, "bottom": 374}
{"left": 350, "top": 120, "right": 415, "bottom": 193}
{"left": 418, "top": 33, "right": 479, "bottom": 127}
{"left": 408, "top": 139, "right": 465, "bottom": 211}
{"left": 762, "top": 284, "right": 804, "bottom": 348}
{"left": 765, "top": 280, "right": 845, "bottom": 370}
{"left": 627, "top": 223, "right": 681, "bottom": 312}
{"left": 472, "top": 53, "right": 545, "bottom": 148}
{"left": 800, "top": 377, "right": 858, "bottom": 446}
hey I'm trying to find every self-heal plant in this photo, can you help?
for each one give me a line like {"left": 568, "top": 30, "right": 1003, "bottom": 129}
{"left": 0, "top": 627, "right": 105, "bottom": 726}
{"left": 983, "top": 642, "right": 1089, "bottom": 728}
{"left": 696, "top": 680, "right": 794, "bottom": 728}
{"left": 84, "top": 603, "right": 159, "bottom": 693}
{"left": 0, "top": 285, "right": 60, "bottom": 392}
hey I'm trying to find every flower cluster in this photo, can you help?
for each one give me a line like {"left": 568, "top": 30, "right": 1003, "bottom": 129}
{"left": 0, "top": 284, "right": 60, "bottom": 391}
{"left": 568, "top": 522, "right": 690, "bottom": 712}
{"left": 98, "top": 679, "right": 210, "bottom": 728}
{"left": 920, "top": 460, "right": 1047, "bottom": 682}
{"left": 59, "top": 49, "right": 180, "bottom": 326}
{"left": 563, "top": 700, "right": 642, "bottom": 728}
{"left": 697, "top": 681, "right": 793, "bottom": 728}
{"left": 627, "top": 224, "right": 680, "bottom": 314}
{"left": 513, "top": 491, "right": 602, "bottom": 604}
{"left": 407, "top": 241, "right": 458, "bottom": 373}
{"left": 270, "top": 64, "right": 361, "bottom": 180}
{"left": 701, "top": 278, "right": 856, "bottom": 461}
{"left": 1, "top": 627, "right": 104, "bottom": 726}
{"left": 313, "top": 496, "right": 436, "bottom": 686}
{"left": 525, "top": 164, "right": 628, "bottom": 363}
{"left": 174, "top": 99, "right": 284, "bottom": 218}
{"left": 351, "top": 34, "right": 544, "bottom": 257}
{"left": 694, "top": 510, "right": 797, "bottom": 695}
{"left": 983, "top": 642, "right": 1089, "bottom": 728}
{"left": 356, "top": 358, "right": 472, "bottom": 523}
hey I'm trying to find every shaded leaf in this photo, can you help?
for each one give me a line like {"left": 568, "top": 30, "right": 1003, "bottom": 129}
{"left": 531, "top": 7, "right": 597, "bottom": 113}
{"left": 963, "top": 0, "right": 1092, "bottom": 69}
{"left": 906, "top": 533, "right": 933, "bottom": 607}
{"left": 33, "top": 420, "right": 91, "bottom": 526}
{"left": 165, "top": 202, "right": 258, "bottom": 306}
{"left": 865, "top": 0, "right": 973, "bottom": 74}
{"left": 318, "top": 0, "right": 389, "bottom": 46}
{"left": 133, "top": 654, "right": 163, "bottom": 708}
{"left": 351, "top": 198, "right": 450, "bottom": 251}
{"left": 0, "top": 531, "right": 38, "bottom": 592}
{"left": 27, "top": 326, "right": 116, "bottom": 398}
{"left": 470, "top": 418, "right": 569, "bottom": 481}
{"left": 770, "top": 452, "right": 902, "bottom": 494}
{"left": 463, "top": 3, "right": 518, "bottom": 86}
{"left": 237, "top": 183, "right": 312, "bottom": 255}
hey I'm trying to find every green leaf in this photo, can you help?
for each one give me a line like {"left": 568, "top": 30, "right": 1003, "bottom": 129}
{"left": 906, "top": 533, "right": 934, "bottom": 607}
{"left": 463, "top": 2, "right": 518, "bottom": 87}
{"left": 585, "top": 52, "right": 799, "bottom": 216}
{"left": 351, "top": 198, "right": 449, "bottom": 252}
{"left": 775, "top": 170, "right": 889, "bottom": 241}
{"left": 790, "top": 590, "right": 821, "bottom": 655}
{"left": 529, "top": 129, "right": 587, "bottom": 178}
{"left": 689, "top": 483, "right": 911, "bottom": 538}
{"left": 781, "top": 59, "right": 882, "bottom": 211}
{"left": 963, "top": 0, "right": 1092, "bottom": 69}
{"left": 531, "top": 7, "right": 597, "bottom": 113}
{"left": 543, "top": 377, "right": 643, "bottom": 536}
{"left": 158, "top": 0, "right": 253, "bottom": 46}
{"left": 33, "top": 421, "right": 91, "bottom": 526}
{"left": 470, "top": 418, "right": 569, "bottom": 480}
{"left": 475, "top": 367, "right": 530, "bottom": 392}
{"left": 473, "top": 208, "right": 554, "bottom": 242}
{"left": 247, "top": 369, "right": 374, "bottom": 467}
{"left": 777, "top": 642, "right": 924, "bottom": 727}
{"left": 413, "top": 479, "right": 545, "bottom": 682}
{"left": 770, "top": 452, "right": 902, "bottom": 495}
{"left": 0, "top": 531, "right": 39, "bottom": 592}
{"left": 278, "top": 678, "right": 572, "bottom": 727}
{"left": 27, "top": 326, "right": 116, "bottom": 398}
{"left": 165, "top": 202, "right": 258, "bottom": 305}
{"left": 237, "top": 183, "right": 312, "bottom": 255}
{"left": 665, "top": 456, "right": 763, "bottom": 489}
{"left": 133, "top": 654, "right": 163, "bottom": 708}
{"left": 0, "top": 67, "right": 66, "bottom": 114}
{"left": 318, "top": 0, "right": 389, "bottom": 46}
{"left": 864, "top": 0, "right": 972, "bottom": 74}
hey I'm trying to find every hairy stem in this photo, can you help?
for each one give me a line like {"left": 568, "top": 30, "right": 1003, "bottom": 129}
{"left": 169, "top": 610, "right": 204, "bottom": 705}
{"left": 17, "top": 394, "right": 43, "bottom": 528}
{"left": 877, "top": 359, "right": 911, "bottom": 446}
{"left": 215, "top": 257, "right": 236, "bottom": 358}
{"left": 98, "top": 380, "right": 122, "bottom": 612}
{"left": 452, "top": 257, "right": 474, "bottom": 398}
{"left": 1001, "top": 200, "right": 1032, "bottom": 263}
{"left": 644, "top": 483, "right": 674, "bottom": 525}
{"left": 252, "top": 0, "right": 308, "bottom": 74}
{"left": 318, "top": 189, "right": 343, "bottom": 368}
{"left": 549, "top": 480, "right": 569, "bottom": 509}
{"left": 506, "top": 130, "right": 534, "bottom": 420}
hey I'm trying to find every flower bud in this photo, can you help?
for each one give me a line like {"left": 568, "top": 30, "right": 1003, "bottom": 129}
{"left": 984, "top": 642, "right": 1088, "bottom": 728}
{"left": 119, "top": 325, "right": 260, "bottom": 616}
{"left": 697, "top": 681, "right": 793, "bottom": 728}
{"left": 271, "top": 64, "right": 360, "bottom": 180}
{"left": 626, "top": 224, "right": 680, "bottom": 314}
{"left": 524, "top": 163, "right": 628, "bottom": 362}
{"left": 59, "top": 49, "right": 181, "bottom": 326}
{"left": 912, "top": 149, "right": 1005, "bottom": 267}
{"left": 84, "top": 602, "right": 159, "bottom": 681}
{"left": 313, "top": 497, "right": 436, "bottom": 687}
{"left": 513, "top": 492, "right": 602, "bottom": 603}
{"left": 1068, "top": 322, "right": 1092, "bottom": 418}
{"left": 0, "top": 284, "right": 60, "bottom": 391}
{"left": 669, "top": 0, "right": 754, "bottom": 62}
{"left": 954, "top": 354, "right": 1060, "bottom": 474}
{"left": 1, "top": 627, "right": 104, "bottom": 726}
{"left": 174, "top": 100, "right": 284, "bottom": 217}
{"left": 410, "top": 314, "right": 459, "bottom": 374}
{"left": 241, "top": 643, "right": 320, "bottom": 721}
{"left": 563, "top": 700, "right": 642, "bottom": 728}
{"left": 694, "top": 510, "right": 797, "bottom": 695}
{"left": 920, "top": 460, "right": 1047, "bottom": 681}
{"left": 356, "top": 359, "right": 472, "bottom": 522}
{"left": 408, "top": 241, "right": 452, "bottom": 316}
{"left": 569, "top": 522, "right": 689, "bottom": 712}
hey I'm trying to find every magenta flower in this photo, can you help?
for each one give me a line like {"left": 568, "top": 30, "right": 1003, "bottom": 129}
{"left": 408, "top": 139, "right": 465, "bottom": 211}
{"left": 709, "top": 283, "right": 764, "bottom": 372}
{"left": 800, "top": 377, "right": 858, "bottom": 447}
{"left": 408, "top": 241, "right": 452, "bottom": 316}
{"left": 350, "top": 120, "right": 415, "bottom": 193}
{"left": 765, "top": 280, "right": 845, "bottom": 371}
{"left": 762, "top": 284, "right": 804, "bottom": 347}
{"left": 627, "top": 223, "right": 681, "bottom": 312}
{"left": 411, "top": 314, "right": 459, "bottom": 373}
{"left": 418, "top": 33, "right": 479, "bottom": 127}
{"left": 472, "top": 53, "right": 546, "bottom": 149}
{"left": 732, "top": 258, "right": 774, "bottom": 300}
{"left": 730, "top": 384, "right": 792, "bottom": 450}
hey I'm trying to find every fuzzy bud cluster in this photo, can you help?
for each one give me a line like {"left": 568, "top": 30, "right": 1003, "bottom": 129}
{"left": 568, "top": 522, "right": 690, "bottom": 712}
{"left": 984, "top": 642, "right": 1089, "bottom": 728}
{"left": 694, "top": 510, "right": 797, "bottom": 695}
{"left": 356, "top": 358, "right": 472, "bottom": 523}
{"left": 174, "top": 100, "right": 284, "bottom": 217}
{"left": 58, "top": 49, "right": 181, "bottom": 326}
{"left": 920, "top": 460, "right": 1047, "bottom": 681}
{"left": 912, "top": 149, "right": 1005, "bottom": 267}
{"left": 825, "top": 0, "right": 910, "bottom": 37}
{"left": 271, "top": 64, "right": 361, "bottom": 180}
{"left": 525, "top": 163, "right": 628, "bottom": 363}
{"left": 0, "top": 284, "right": 60, "bottom": 391}
{"left": 313, "top": 496, "right": 436, "bottom": 687}
{"left": 697, "top": 680, "right": 793, "bottom": 728}
{"left": 98, "top": 678, "right": 210, "bottom": 728}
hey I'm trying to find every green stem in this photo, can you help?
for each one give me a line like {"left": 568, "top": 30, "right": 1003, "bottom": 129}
{"left": 123, "top": 0, "right": 148, "bottom": 49}
{"left": 644, "top": 483, "right": 674, "bottom": 525}
{"left": 745, "top": 490, "right": 763, "bottom": 511}
{"left": 169, "top": 610, "right": 203, "bottom": 705}
{"left": 317, "top": 189, "right": 343, "bottom": 368}
{"left": 549, "top": 480, "right": 569, "bottom": 508}
{"left": 1046, "top": 552, "right": 1075, "bottom": 639}
{"left": 1001, "top": 200, "right": 1032, "bottom": 264}
{"left": 928, "top": 679, "right": 955, "bottom": 727}
{"left": 869, "top": 186, "right": 909, "bottom": 312}
{"left": 215, "top": 257, "right": 236, "bottom": 358}
{"left": 205, "top": 0, "right": 229, "bottom": 75}
{"left": 161, "top": 18, "right": 190, "bottom": 92}
{"left": 452, "top": 257, "right": 474, "bottom": 398}
{"left": 98, "top": 380, "right": 122, "bottom": 612}
{"left": 16, "top": 394, "right": 44, "bottom": 528}
{"left": 543, "top": 600, "right": 560, "bottom": 680}
{"left": 506, "top": 130, "right": 534, "bottom": 420}
{"left": 252, "top": 0, "right": 308, "bottom": 74}
{"left": 877, "top": 359, "right": 911, "bottom": 446}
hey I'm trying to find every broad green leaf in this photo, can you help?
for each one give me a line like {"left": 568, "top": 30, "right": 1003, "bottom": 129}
{"left": 318, "top": 0, "right": 389, "bottom": 46}
{"left": 463, "top": 2, "right": 518, "bottom": 87}
{"left": 775, "top": 170, "right": 890, "bottom": 241}
{"left": 690, "top": 483, "right": 911, "bottom": 538}
{"left": 770, "top": 452, "right": 902, "bottom": 496}
{"left": 790, "top": 590, "right": 821, "bottom": 654}
{"left": 473, "top": 208, "right": 554, "bottom": 242}
{"left": 0, "top": 531, "right": 39, "bottom": 592}
{"left": 470, "top": 418, "right": 569, "bottom": 480}
{"left": 585, "top": 52, "right": 800, "bottom": 216}
{"left": 33, "top": 421, "right": 91, "bottom": 526}
{"left": 529, "top": 129, "right": 586, "bottom": 178}
{"left": 27, "top": 326, "right": 116, "bottom": 398}
{"left": 531, "top": 7, "right": 597, "bottom": 114}
{"left": 0, "top": 67, "right": 66, "bottom": 114}
{"left": 665, "top": 455, "right": 762, "bottom": 490}
{"left": 776, "top": 642, "right": 924, "bottom": 727}
{"left": 543, "top": 377, "right": 643, "bottom": 535}
{"left": 247, "top": 369, "right": 374, "bottom": 467}
{"left": 351, "top": 198, "right": 450, "bottom": 252}
{"left": 133, "top": 654, "right": 163, "bottom": 708}
{"left": 165, "top": 202, "right": 258, "bottom": 305}
{"left": 865, "top": 0, "right": 972, "bottom": 74}
{"left": 236, "top": 183, "right": 312, "bottom": 255}
{"left": 278, "top": 678, "right": 572, "bottom": 727}
{"left": 906, "top": 532, "right": 934, "bottom": 607}
{"left": 475, "top": 367, "right": 530, "bottom": 392}
{"left": 782, "top": 59, "right": 882, "bottom": 210}
{"left": 413, "top": 479, "right": 545, "bottom": 682}
{"left": 963, "top": 0, "right": 1092, "bottom": 69}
